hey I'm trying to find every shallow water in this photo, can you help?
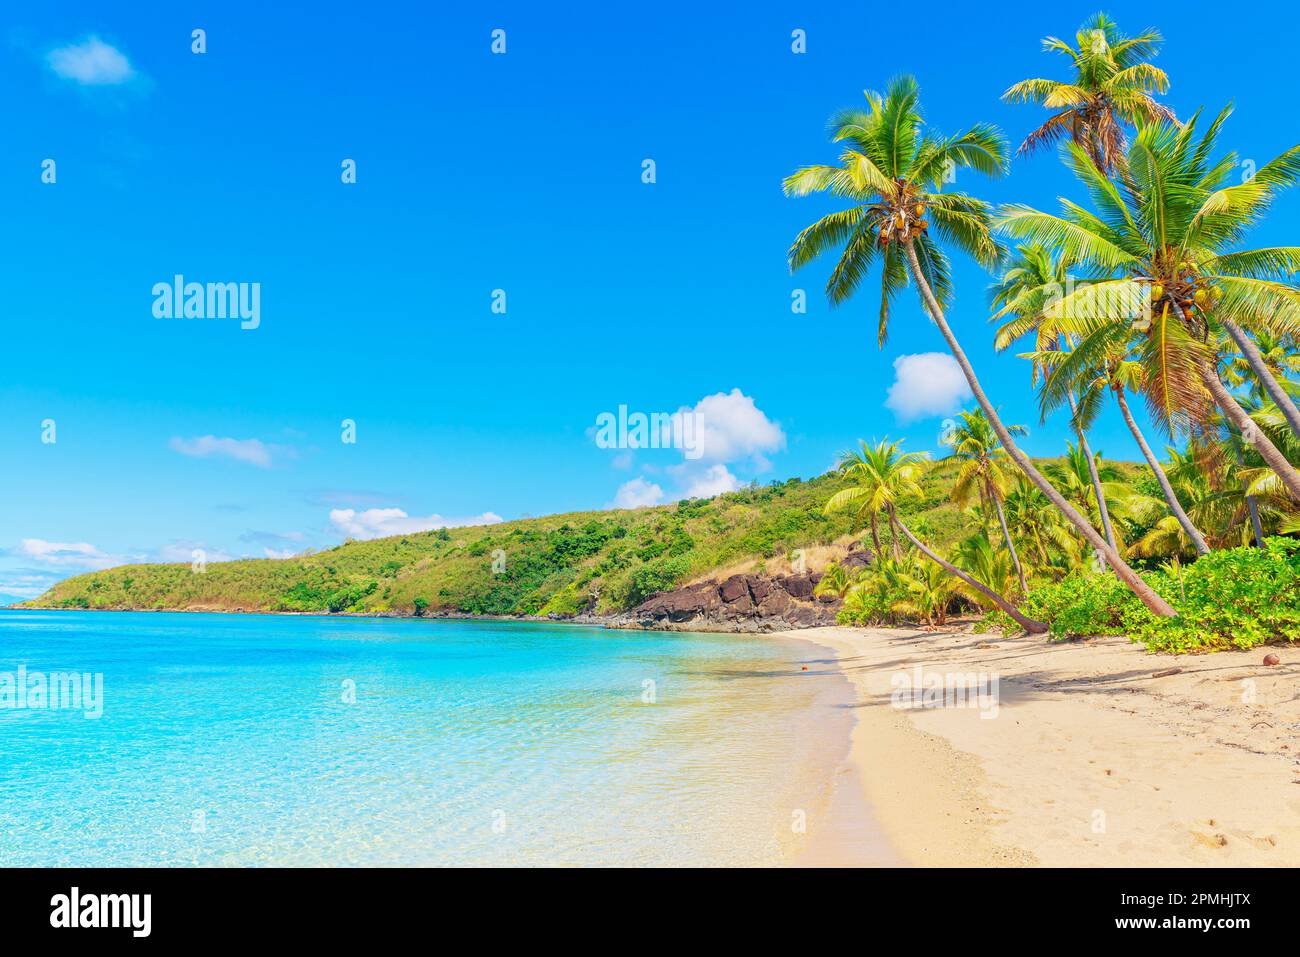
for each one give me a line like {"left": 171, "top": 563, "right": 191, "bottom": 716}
{"left": 0, "top": 610, "right": 855, "bottom": 866}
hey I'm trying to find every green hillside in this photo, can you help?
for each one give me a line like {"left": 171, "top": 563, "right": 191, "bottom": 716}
{"left": 26, "top": 457, "right": 1146, "bottom": 617}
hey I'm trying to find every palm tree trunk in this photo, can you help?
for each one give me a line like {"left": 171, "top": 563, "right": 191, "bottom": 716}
{"left": 1196, "top": 359, "right": 1300, "bottom": 501}
{"left": 990, "top": 487, "right": 1028, "bottom": 593}
{"left": 888, "top": 506, "right": 1047, "bottom": 634}
{"left": 1245, "top": 482, "right": 1266, "bottom": 548}
{"left": 904, "top": 241, "right": 1177, "bottom": 618}
{"left": 1068, "top": 392, "right": 1117, "bottom": 558}
{"left": 1224, "top": 319, "right": 1300, "bottom": 440}
{"left": 1113, "top": 385, "right": 1211, "bottom": 555}
{"left": 867, "top": 514, "right": 881, "bottom": 556}
{"left": 887, "top": 512, "right": 901, "bottom": 561}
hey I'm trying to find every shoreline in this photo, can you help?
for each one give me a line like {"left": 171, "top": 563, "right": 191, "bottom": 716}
{"left": 789, "top": 624, "right": 1300, "bottom": 866}
{"left": 4, "top": 603, "right": 813, "bottom": 635}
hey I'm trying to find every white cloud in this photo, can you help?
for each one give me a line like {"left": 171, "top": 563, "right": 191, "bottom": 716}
{"left": 19, "top": 539, "right": 119, "bottom": 570}
{"left": 263, "top": 548, "right": 298, "bottom": 560}
{"left": 46, "top": 37, "right": 136, "bottom": 85}
{"left": 884, "top": 352, "right": 972, "bottom": 423}
{"left": 673, "top": 388, "right": 785, "bottom": 464}
{"left": 329, "top": 508, "right": 502, "bottom": 541}
{"left": 169, "top": 435, "right": 278, "bottom": 468}
{"left": 679, "top": 463, "right": 741, "bottom": 499}
{"left": 612, "top": 478, "right": 664, "bottom": 509}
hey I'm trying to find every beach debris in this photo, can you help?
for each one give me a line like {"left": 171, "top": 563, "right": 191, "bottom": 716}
{"left": 801, "top": 665, "right": 809, "bottom": 671}
{"left": 1263, "top": 653, "right": 1281, "bottom": 666}
{"left": 1151, "top": 668, "right": 1183, "bottom": 678}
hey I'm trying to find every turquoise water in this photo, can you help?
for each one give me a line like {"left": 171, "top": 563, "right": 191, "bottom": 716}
{"left": 0, "top": 610, "right": 852, "bottom": 866}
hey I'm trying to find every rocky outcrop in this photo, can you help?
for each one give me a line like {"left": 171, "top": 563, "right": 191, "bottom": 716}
{"left": 624, "top": 571, "right": 841, "bottom": 632}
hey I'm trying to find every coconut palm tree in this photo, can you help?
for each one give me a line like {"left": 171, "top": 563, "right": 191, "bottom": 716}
{"left": 894, "top": 557, "right": 961, "bottom": 626}
{"left": 998, "top": 108, "right": 1300, "bottom": 501}
{"left": 813, "top": 562, "right": 862, "bottom": 599}
{"left": 823, "top": 438, "right": 923, "bottom": 557}
{"left": 1002, "top": 473, "right": 1081, "bottom": 573}
{"left": 823, "top": 437, "right": 1047, "bottom": 632}
{"left": 945, "top": 409, "right": 1029, "bottom": 591}
{"left": 1225, "top": 329, "right": 1300, "bottom": 392}
{"left": 1030, "top": 327, "right": 1212, "bottom": 553}
{"left": 1043, "top": 442, "right": 1130, "bottom": 546}
{"left": 1003, "top": 13, "right": 1177, "bottom": 174}
{"left": 786, "top": 75, "right": 1176, "bottom": 617}
{"left": 991, "top": 243, "right": 1120, "bottom": 560}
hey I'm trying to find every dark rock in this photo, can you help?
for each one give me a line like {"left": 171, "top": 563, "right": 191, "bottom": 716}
{"left": 777, "top": 574, "right": 815, "bottom": 600}
{"left": 719, "top": 575, "right": 750, "bottom": 603}
{"left": 841, "top": 549, "right": 875, "bottom": 571}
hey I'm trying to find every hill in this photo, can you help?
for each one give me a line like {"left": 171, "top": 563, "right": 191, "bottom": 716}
{"left": 24, "top": 457, "right": 1146, "bottom": 618}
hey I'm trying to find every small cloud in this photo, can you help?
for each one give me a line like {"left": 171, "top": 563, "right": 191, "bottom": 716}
{"left": 46, "top": 36, "right": 136, "bottom": 85}
{"left": 612, "top": 477, "right": 664, "bottom": 509}
{"left": 169, "top": 435, "right": 288, "bottom": 469}
{"left": 329, "top": 508, "right": 502, "bottom": 541}
{"left": 263, "top": 548, "right": 298, "bottom": 560}
{"left": 18, "top": 538, "right": 119, "bottom": 570}
{"left": 677, "top": 463, "right": 741, "bottom": 499}
{"left": 674, "top": 389, "right": 786, "bottom": 464}
{"left": 884, "top": 352, "right": 972, "bottom": 423}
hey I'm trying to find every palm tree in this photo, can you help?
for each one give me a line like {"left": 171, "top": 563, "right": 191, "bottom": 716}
{"left": 1043, "top": 442, "right": 1129, "bottom": 547}
{"left": 824, "top": 438, "right": 922, "bottom": 557}
{"left": 894, "top": 558, "right": 961, "bottom": 626}
{"left": 1031, "top": 327, "right": 1212, "bottom": 553}
{"left": 823, "top": 437, "right": 1047, "bottom": 632}
{"left": 1003, "top": 13, "right": 1177, "bottom": 174}
{"left": 813, "top": 562, "right": 862, "bottom": 599}
{"left": 999, "top": 109, "right": 1300, "bottom": 501}
{"left": 945, "top": 409, "right": 1029, "bottom": 591}
{"left": 1002, "top": 473, "right": 1081, "bottom": 572}
{"left": 954, "top": 532, "right": 1022, "bottom": 608}
{"left": 1225, "top": 329, "right": 1300, "bottom": 388}
{"left": 992, "top": 243, "right": 1121, "bottom": 560}
{"left": 786, "top": 76, "right": 1176, "bottom": 617}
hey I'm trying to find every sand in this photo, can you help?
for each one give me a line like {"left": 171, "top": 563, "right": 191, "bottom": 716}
{"left": 785, "top": 624, "right": 1300, "bottom": 867}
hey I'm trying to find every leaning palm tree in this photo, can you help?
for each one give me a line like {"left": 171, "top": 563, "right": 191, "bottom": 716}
{"left": 999, "top": 108, "right": 1300, "bottom": 501}
{"left": 823, "top": 437, "right": 1046, "bottom": 632}
{"left": 1043, "top": 442, "right": 1129, "bottom": 547}
{"left": 1031, "top": 329, "right": 1212, "bottom": 553}
{"left": 1003, "top": 13, "right": 1176, "bottom": 175}
{"left": 992, "top": 243, "right": 1120, "bottom": 561}
{"left": 824, "top": 438, "right": 920, "bottom": 557}
{"left": 786, "top": 76, "right": 1176, "bottom": 617}
{"left": 1225, "top": 329, "right": 1300, "bottom": 392}
{"left": 945, "top": 409, "right": 1029, "bottom": 591}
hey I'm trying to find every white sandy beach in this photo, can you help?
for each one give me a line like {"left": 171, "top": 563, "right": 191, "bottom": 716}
{"left": 787, "top": 625, "right": 1300, "bottom": 867}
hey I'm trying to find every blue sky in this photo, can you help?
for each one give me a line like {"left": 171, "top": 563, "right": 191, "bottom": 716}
{"left": 3, "top": 1, "right": 1297, "bottom": 598}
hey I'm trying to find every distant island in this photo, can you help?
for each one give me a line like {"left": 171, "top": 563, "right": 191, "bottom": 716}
{"left": 21, "top": 454, "right": 1139, "bottom": 624}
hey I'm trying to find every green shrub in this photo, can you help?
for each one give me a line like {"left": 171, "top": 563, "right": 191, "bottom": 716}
{"left": 986, "top": 539, "right": 1300, "bottom": 653}
{"left": 627, "top": 554, "right": 691, "bottom": 605}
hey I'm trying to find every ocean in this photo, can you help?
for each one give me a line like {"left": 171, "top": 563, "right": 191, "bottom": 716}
{"left": 0, "top": 610, "right": 855, "bottom": 866}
